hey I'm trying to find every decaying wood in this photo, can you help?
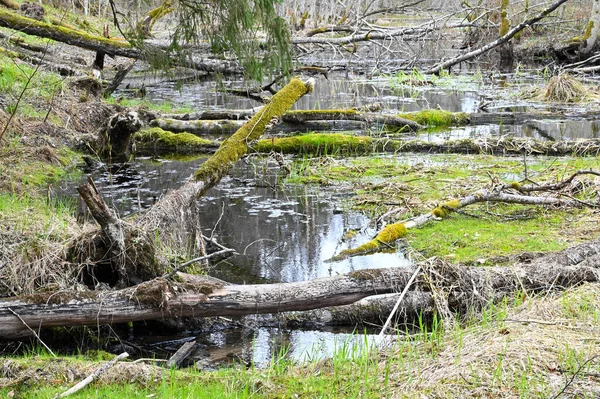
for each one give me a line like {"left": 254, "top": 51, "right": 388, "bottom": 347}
{"left": 165, "top": 341, "right": 197, "bottom": 368}
{"left": 259, "top": 134, "right": 600, "bottom": 158}
{"left": 0, "top": 268, "right": 412, "bottom": 339}
{"left": 2, "top": 238, "right": 600, "bottom": 340}
{"left": 57, "top": 352, "right": 129, "bottom": 398}
{"left": 260, "top": 292, "right": 434, "bottom": 328}
{"left": 150, "top": 108, "right": 421, "bottom": 137}
{"left": 0, "top": 8, "right": 243, "bottom": 75}
{"left": 281, "top": 110, "right": 422, "bottom": 131}
{"left": 330, "top": 170, "right": 599, "bottom": 261}
{"left": 426, "top": 0, "right": 572, "bottom": 74}
{"left": 77, "top": 177, "right": 128, "bottom": 288}
{"left": 104, "top": 110, "right": 142, "bottom": 159}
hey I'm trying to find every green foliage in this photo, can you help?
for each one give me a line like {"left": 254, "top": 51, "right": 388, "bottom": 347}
{"left": 172, "top": 0, "right": 293, "bottom": 81}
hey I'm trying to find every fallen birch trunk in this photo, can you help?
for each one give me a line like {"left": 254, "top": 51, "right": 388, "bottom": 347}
{"left": 2, "top": 238, "right": 600, "bottom": 340}
{"left": 132, "top": 131, "right": 600, "bottom": 158}
{"left": 426, "top": 0, "right": 572, "bottom": 74}
{"left": 150, "top": 109, "right": 422, "bottom": 136}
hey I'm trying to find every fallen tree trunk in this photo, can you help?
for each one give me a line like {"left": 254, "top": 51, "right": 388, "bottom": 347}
{"left": 132, "top": 130, "right": 600, "bottom": 158}
{"left": 426, "top": 0, "right": 572, "bottom": 74}
{"left": 330, "top": 170, "right": 599, "bottom": 261}
{"left": 281, "top": 110, "right": 423, "bottom": 131}
{"left": 150, "top": 109, "right": 423, "bottom": 136}
{"left": 0, "top": 268, "right": 413, "bottom": 340}
{"left": 2, "top": 238, "right": 600, "bottom": 340}
{"left": 268, "top": 292, "right": 434, "bottom": 328}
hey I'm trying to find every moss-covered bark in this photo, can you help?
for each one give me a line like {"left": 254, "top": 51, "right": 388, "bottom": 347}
{"left": 193, "top": 78, "right": 314, "bottom": 184}
{"left": 0, "top": 8, "right": 138, "bottom": 58}
{"left": 328, "top": 223, "right": 408, "bottom": 261}
{"left": 133, "top": 127, "right": 218, "bottom": 154}
{"left": 399, "top": 109, "right": 470, "bottom": 127}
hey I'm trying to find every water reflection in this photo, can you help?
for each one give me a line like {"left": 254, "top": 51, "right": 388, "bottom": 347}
{"left": 60, "top": 156, "right": 410, "bottom": 283}
{"left": 200, "top": 160, "right": 411, "bottom": 283}
{"left": 423, "top": 119, "right": 600, "bottom": 142}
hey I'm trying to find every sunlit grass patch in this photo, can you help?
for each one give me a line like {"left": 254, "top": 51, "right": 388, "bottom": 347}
{"left": 408, "top": 207, "right": 574, "bottom": 262}
{"left": 0, "top": 57, "right": 63, "bottom": 102}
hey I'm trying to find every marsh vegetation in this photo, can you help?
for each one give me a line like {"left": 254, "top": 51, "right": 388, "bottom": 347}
{"left": 1, "top": 0, "right": 600, "bottom": 397}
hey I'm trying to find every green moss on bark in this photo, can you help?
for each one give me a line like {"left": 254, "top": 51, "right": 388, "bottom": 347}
{"left": 329, "top": 222, "right": 408, "bottom": 262}
{"left": 431, "top": 199, "right": 462, "bottom": 218}
{"left": 255, "top": 133, "right": 375, "bottom": 154}
{"left": 193, "top": 78, "right": 313, "bottom": 184}
{"left": 133, "top": 127, "right": 216, "bottom": 154}
{"left": 399, "top": 109, "right": 469, "bottom": 127}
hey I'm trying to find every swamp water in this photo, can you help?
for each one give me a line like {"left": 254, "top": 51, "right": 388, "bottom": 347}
{"left": 80, "top": 70, "right": 600, "bottom": 367}
{"left": 66, "top": 156, "right": 409, "bottom": 367}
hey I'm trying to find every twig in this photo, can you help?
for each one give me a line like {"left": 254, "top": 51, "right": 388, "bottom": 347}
{"left": 56, "top": 352, "right": 129, "bottom": 398}
{"left": 550, "top": 355, "right": 599, "bottom": 399}
{"left": 7, "top": 308, "right": 56, "bottom": 357}
{"left": 379, "top": 265, "right": 421, "bottom": 336}
{"left": 163, "top": 248, "right": 234, "bottom": 279}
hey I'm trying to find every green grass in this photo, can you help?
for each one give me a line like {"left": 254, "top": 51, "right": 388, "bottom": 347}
{"left": 0, "top": 56, "right": 63, "bottom": 102}
{"left": 408, "top": 208, "right": 572, "bottom": 262}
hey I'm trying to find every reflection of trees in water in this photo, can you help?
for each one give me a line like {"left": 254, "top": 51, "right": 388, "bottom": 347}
{"left": 201, "top": 175, "right": 336, "bottom": 283}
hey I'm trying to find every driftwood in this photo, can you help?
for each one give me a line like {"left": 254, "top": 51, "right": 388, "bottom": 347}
{"left": 57, "top": 353, "right": 129, "bottom": 398}
{"left": 165, "top": 341, "right": 196, "bottom": 369}
{"left": 331, "top": 170, "right": 599, "bottom": 261}
{"left": 2, "top": 238, "right": 600, "bottom": 340}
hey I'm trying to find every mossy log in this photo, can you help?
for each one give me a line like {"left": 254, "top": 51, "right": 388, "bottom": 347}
{"left": 282, "top": 110, "right": 423, "bottom": 131}
{"left": 256, "top": 134, "right": 600, "bottom": 157}
{"left": 133, "top": 127, "right": 218, "bottom": 154}
{"left": 150, "top": 118, "right": 245, "bottom": 136}
{"left": 2, "top": 238, "right": 600, "bottom": 340}
{"left": 0, "top": 46, "right": 79, "bottom": 76}
{"left": 330, "top": 170, "right": 597, "bottom": 261}
{"left": 0, "top": 8, "right": 243, "bottom": 75}
{"left": 0, "top": 8, "right": 138, "bottom": 58}
{"left": 74, "top": 78, "right": 315, "bottom": 288}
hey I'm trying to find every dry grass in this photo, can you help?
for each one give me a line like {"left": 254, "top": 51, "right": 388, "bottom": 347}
{"left": 387, "top": 283, "right": 600, "bottom": 398}
{"left": 539, "top": 73, "right": 598, "bottom": 103}
{"left": 0, "top": 194, "right": 88, "bottom": 298}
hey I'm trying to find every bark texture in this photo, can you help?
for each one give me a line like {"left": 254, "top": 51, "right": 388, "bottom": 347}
{"left": 2, "top": 239, "right": 600, "bottom": 340}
